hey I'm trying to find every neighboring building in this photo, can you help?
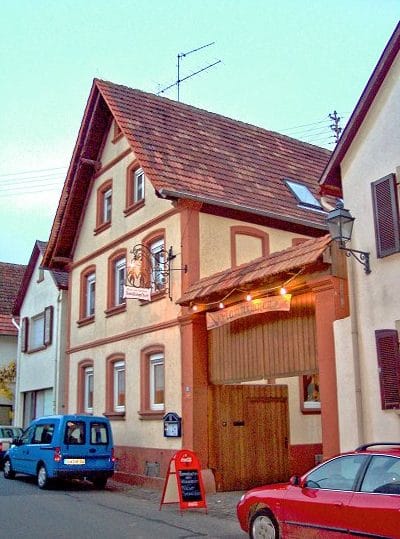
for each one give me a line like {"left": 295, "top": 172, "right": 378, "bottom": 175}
{"left": 42, "top": 79, "right": 343, "bottom": 490}
{"left": 320, "top": 22, "right": 400, "bottom": 449}
{"left": 12, "top": 241, "right": 68, "bottom": 427}
{"left": 0, "top": 261, "right": 26, "bottom": 424}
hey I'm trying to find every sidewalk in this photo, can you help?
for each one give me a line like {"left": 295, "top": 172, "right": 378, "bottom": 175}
{"left": 108, "top": 479, "right": 245, "bottom": 521}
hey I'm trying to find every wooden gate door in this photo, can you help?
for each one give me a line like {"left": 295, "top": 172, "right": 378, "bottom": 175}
{"left": 209, "top": 384, "right": 289, "bottom": 491}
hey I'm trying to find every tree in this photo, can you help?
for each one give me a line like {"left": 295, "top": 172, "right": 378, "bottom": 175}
{"left": 0, "top": 361, "right": 16, "bottom": 400}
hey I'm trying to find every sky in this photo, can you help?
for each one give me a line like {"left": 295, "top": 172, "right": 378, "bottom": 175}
{"left": 1, "top": 0, "right": 399, "bottom": 265}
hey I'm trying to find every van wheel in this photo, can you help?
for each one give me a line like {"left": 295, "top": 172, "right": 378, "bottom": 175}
{"left": 37, "top": 464, "right": 50, "bottom": 489}
{"left": 92, "top": 477, "right": 107, "bottom": 489}
{"left": 3, "top": 458, "right": 15, "bottom": 479}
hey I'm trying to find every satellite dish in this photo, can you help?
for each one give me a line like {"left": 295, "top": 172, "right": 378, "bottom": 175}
{"left": 320, "top": 196, "right": 336, "bottom": 212}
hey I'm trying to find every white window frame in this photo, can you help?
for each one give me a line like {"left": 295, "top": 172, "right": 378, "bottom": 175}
{"left": 133, "top": 168, "right": 145, "bottom": 203}
{"left": 30, "top": 312, "right": 45, "bottom": 350}
{"left": 285, "top": 179, "right": 322, "bottom": 209}
{"left": 113, "top": 361, "right": 125, "bottom": 412}
{"left": 84, "top": 367, "right": 94, "bottom": 414}
{"left": 150, "top": 238, "right": 166, "bottom": 292}
{"left": 103, "top": 188, "right": 112, "bottom": 223}
{"left": 114, "top": 257, "right": 126, "bottom": 306}
{"left": 150, "top": 353, "right": 164, "bottom": 411}
{"left": 86, "top": 273, "right": 96, "bottom": 317}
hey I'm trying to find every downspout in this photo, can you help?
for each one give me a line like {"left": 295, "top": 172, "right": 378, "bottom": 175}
{"left": 54, "top": 290, "right": 63, "bottom": 414}
{"left": 11, "top": 318, "right": 21, "bottom": 427}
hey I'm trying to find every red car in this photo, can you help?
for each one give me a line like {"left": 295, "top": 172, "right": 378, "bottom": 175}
{"left": 237, "top": 443, "right": 400, "bottom": 538}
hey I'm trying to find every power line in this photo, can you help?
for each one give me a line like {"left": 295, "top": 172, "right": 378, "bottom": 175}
{"left": 0, "top": 165, "right": 67, "bottom": 178}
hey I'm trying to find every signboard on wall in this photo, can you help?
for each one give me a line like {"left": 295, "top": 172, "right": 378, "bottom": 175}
{"left": 206, "top": 294, "right": 292, "bottom": 330}
{"left": 160, "top": 449, "right": 207, "bottom": 513}
{"left": 124, "top": 285, "right": 151, "bottom": 301}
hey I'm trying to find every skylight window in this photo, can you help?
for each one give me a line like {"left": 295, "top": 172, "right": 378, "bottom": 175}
{"left": 285, "top": 179, "right": 322, "bottom": 210}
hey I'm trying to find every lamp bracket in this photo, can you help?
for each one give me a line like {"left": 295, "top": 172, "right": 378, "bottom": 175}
{"left": 340, "top": 246, "right": 371, "bottom": 275}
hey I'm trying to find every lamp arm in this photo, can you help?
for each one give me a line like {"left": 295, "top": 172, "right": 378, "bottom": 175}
{"left": 340, "top": 246, "right": 371, "bottom": 275}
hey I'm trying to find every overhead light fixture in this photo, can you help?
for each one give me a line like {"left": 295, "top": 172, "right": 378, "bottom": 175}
{"left": 326, "top": 200, "right": 371, "bottom": 274}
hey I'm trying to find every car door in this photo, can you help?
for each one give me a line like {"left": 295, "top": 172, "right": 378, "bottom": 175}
{"left": 347, "top": 455, "right": 400, "bottom": 538}
{"left": 10, "top": 425, "right": 35, "bottom": 473}
{"left": 283, "top": 454, "right": 369, "bottom": 538}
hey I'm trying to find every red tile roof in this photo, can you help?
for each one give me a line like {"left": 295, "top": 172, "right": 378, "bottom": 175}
{"left": 177, "top": 235, "right": 332, "bottom": 305}
{"left": 320, "top": 22, "right": 400, "bottom": 192}
{"left": 43, "top": 79, "right": 330, "bottom": 269}
{"left": 0, "top": 262, "right": 26, "bottom": 335}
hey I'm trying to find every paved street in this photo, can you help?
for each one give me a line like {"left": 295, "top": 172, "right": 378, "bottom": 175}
{"left": 0, "top": 474, "right": 246, "bottom": 538}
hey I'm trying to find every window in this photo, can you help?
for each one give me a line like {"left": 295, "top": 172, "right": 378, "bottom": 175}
{"left": 95, "top": 180, "right": 112, "bottom": 233}
{"left": 113, "top": 361, "right": 125, "bottom": 412}
{"left": 285, "top": 179, "right": 322, "bottom": 210}
{"left": 126, "top": 163, "right": 146, "bottom": 213}
{"left": 360, "top": 455, "right": 400, "bottom": 494}
{"left": 84, "top": 367, "right": 94, "bottom": 413}
{"left": 90, "top": 422, "right": 109, "bottom": 444}
{"left": 32, "top": 423, "right": 55, "bottom": 444}
{"left": 301, "top": 373, "right": 321, "bottom": 413}
{"left": 105, "top": 355, "right": 126, "bottom": 417}
{"left": 305, "top": 455, "right": 367, "bottom": 491}
{"left": 150, "top": 238, "right": 166, "bottom": 292}
{"left": 375, "top": 329, "right": 400, "bottom": 410}
{"left": 140, "top": 346, "right": 165, "bottom": 418}
{"left": 371, "top": 173, "right": 400, "bottom": 258}
{"left": 150, "top": 354, "right": 164, "bottom": 411}
{"left": 21, "top": 306, "right": 53, "bottom": 352}
{"left": 79, "top": 267, "right": 96, "bottom": 323}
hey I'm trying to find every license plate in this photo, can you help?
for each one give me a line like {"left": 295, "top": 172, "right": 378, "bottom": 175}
{"left": 64, "top": 458, "right": 85, "bottom": 465}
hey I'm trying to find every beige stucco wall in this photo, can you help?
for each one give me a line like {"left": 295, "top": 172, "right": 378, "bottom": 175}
{"left": 335, "top": 49, "right": 400, "bottom": 446}
{"left": 199, "top": 213, "right": 309, "bottom": 278}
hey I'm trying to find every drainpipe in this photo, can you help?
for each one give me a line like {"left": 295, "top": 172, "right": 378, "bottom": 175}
{"left": 53, "top": 290, "right": 63, "bottom": 414}
{"left": 347, "top": 259, "right": 365, "bottom": 447}
{"left": 11, "top": 318, "right": 21, "bottom": 427}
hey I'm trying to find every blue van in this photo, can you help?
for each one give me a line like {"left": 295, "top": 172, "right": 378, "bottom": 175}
{"left": 3, "top": 415, "right": 115, "bottom": 489}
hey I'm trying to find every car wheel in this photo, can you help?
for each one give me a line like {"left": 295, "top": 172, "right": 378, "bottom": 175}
{"left": 250, "top": 509, "right": 279, "bottom": 539}
{"left": 92, "top": 477, "right": 107, "bottom": 489}
{"left": 37, "top": 464, "right": 50, "bottom": 489}
{"left": 3, "top": 458, "right": 15, "bottom": 479}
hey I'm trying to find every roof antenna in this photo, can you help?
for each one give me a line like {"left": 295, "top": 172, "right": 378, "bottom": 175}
{"left": 329, "top": 111, "right": 342, "bottom": 144}
{"left": 158, "top": 42, "right": 221, "bottom": 101}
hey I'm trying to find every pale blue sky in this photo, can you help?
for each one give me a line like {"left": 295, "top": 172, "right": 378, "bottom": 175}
{"left": 1, "top": 1, "right": 399, "bottom": 264}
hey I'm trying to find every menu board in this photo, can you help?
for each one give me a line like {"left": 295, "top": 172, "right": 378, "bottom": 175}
{"left": 178, "top": 469, "right": 202, "bottom": 502}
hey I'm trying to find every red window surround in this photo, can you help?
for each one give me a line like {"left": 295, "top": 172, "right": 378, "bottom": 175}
{"left": 140, "top": 229, "right": 167, "bottom": 301}
{"left": 139, "top": 344, "right": 165, "bottom": 420}
{"left": 77, "top": 359, "right": 94, "bottom": 414}
{"left": 105, "top": 248, "right": 127, "bottom": 317}
{"left": 78, "top": 265, "right": 96, "bottom": 326}
{"left": 125, "top": 161, "right": 145, "bottom": 216}
{"left": 230, "top": 226, "right": 269, "bottom": 267}
{"left": 104, "top": 354, "right": 126, "bottom": 419}
{"left": 94, "top": 179, "right": 112, "bottom": 235}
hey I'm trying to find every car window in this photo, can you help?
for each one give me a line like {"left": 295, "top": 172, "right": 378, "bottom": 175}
{"left": 360, "top": 455, "right": 400, "bottom": 494}
{"left": 90, "top": 422, "right": 109, "bottom": 444}
{"left": 305, "top": 455, "right": 368, "bottom": 491}
{"left": 19, "top": 426, "right": 35, "bottom": 445}
{"left": 65, "top": 421, "right": 85, "bottom": 444}
{"left": 32, "top": 424, "right": 55, "bottom": 444}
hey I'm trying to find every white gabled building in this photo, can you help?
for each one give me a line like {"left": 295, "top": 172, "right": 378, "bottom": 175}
{"left": 13, "top": 241, "right": 68, "bottom": 427}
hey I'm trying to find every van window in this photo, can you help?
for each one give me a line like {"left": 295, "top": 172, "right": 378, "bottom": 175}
{"left": 90, "top": 422, "right": 109, "bottom": 444}
{"left": 65, "top": 421, "right": 85, "bottom": 444}
{"left": 32, "top": 424, "right": 55, "bottom": 444}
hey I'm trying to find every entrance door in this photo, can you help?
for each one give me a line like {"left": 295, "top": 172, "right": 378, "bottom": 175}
{"left": 209, "top": 384, "right": 289, "bottom": 491}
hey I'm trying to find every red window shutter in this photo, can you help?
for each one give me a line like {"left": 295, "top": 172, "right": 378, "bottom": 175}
{"left": 20, "top": 317, "right": 29, "bottom": 353}
{"left": 44, "top": 306, "right": 53, "bottom": 346}
{"left": 371, "top": 174, "right": 400, "bottom": 257}
{"left": 375, "top": 329, "right": 400, "bottom": 410}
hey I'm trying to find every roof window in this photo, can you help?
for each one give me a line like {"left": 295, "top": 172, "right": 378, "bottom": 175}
{"left": 285, "top": 179, "right": 322, "bottom": 210}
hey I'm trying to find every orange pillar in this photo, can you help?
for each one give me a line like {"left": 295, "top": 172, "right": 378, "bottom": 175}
{"left": 310, "top": 276, "right": 348, "bottom": 459}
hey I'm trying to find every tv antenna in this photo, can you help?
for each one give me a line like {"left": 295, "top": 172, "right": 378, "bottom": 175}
{"left": 158, "top": 41, "right": 221, "bottom": 101}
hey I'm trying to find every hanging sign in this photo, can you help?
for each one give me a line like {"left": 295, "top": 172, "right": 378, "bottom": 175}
{"left": 160, "top": 449, "right": 207, "bottom": 513}
{"left": 206, "top": 294, "right": 292, "bottom": 330}
{"left": 124, "top": 285, "right": 151, "bottom": 301}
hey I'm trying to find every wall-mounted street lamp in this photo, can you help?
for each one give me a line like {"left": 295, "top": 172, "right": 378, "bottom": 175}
{"left": 326, "top": 200, "right": 371, "bottom": 274}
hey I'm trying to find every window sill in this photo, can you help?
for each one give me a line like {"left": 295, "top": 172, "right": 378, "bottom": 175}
{"left": 94, "top": 221, "right": 111, "bottom": 235}
{"left": 77, "top": 316, "right": 95, "bottom": 327}
{"left": 124, "top": 199, "right": 145, "bottom": 217}
{"left": 138, "top": 410, "right": 164, "bottom": 420}
{"left": 104, "top": 411, "right": 125, "bottom": 420}
{"left": 105, "top": 304, "right": 126, "bottom": 317}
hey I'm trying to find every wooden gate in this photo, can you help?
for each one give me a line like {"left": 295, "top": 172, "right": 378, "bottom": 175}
{"left": 208, "top": 384, "right": 289, "bottom": 491}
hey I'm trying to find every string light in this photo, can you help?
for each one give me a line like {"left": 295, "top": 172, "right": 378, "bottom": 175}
{"left": 246, "top": 294, "right": 252, "bottom": 302}
{"left": 280, "top": 287, "right": 287, "bottom": 295}
{"left": 219, "top": 302, "right": 224, "bottom": 309}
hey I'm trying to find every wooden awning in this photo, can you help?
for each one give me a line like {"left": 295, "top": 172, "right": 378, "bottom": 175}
{"left": 177, "top": 235, "right": 332, "bottom": 306}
